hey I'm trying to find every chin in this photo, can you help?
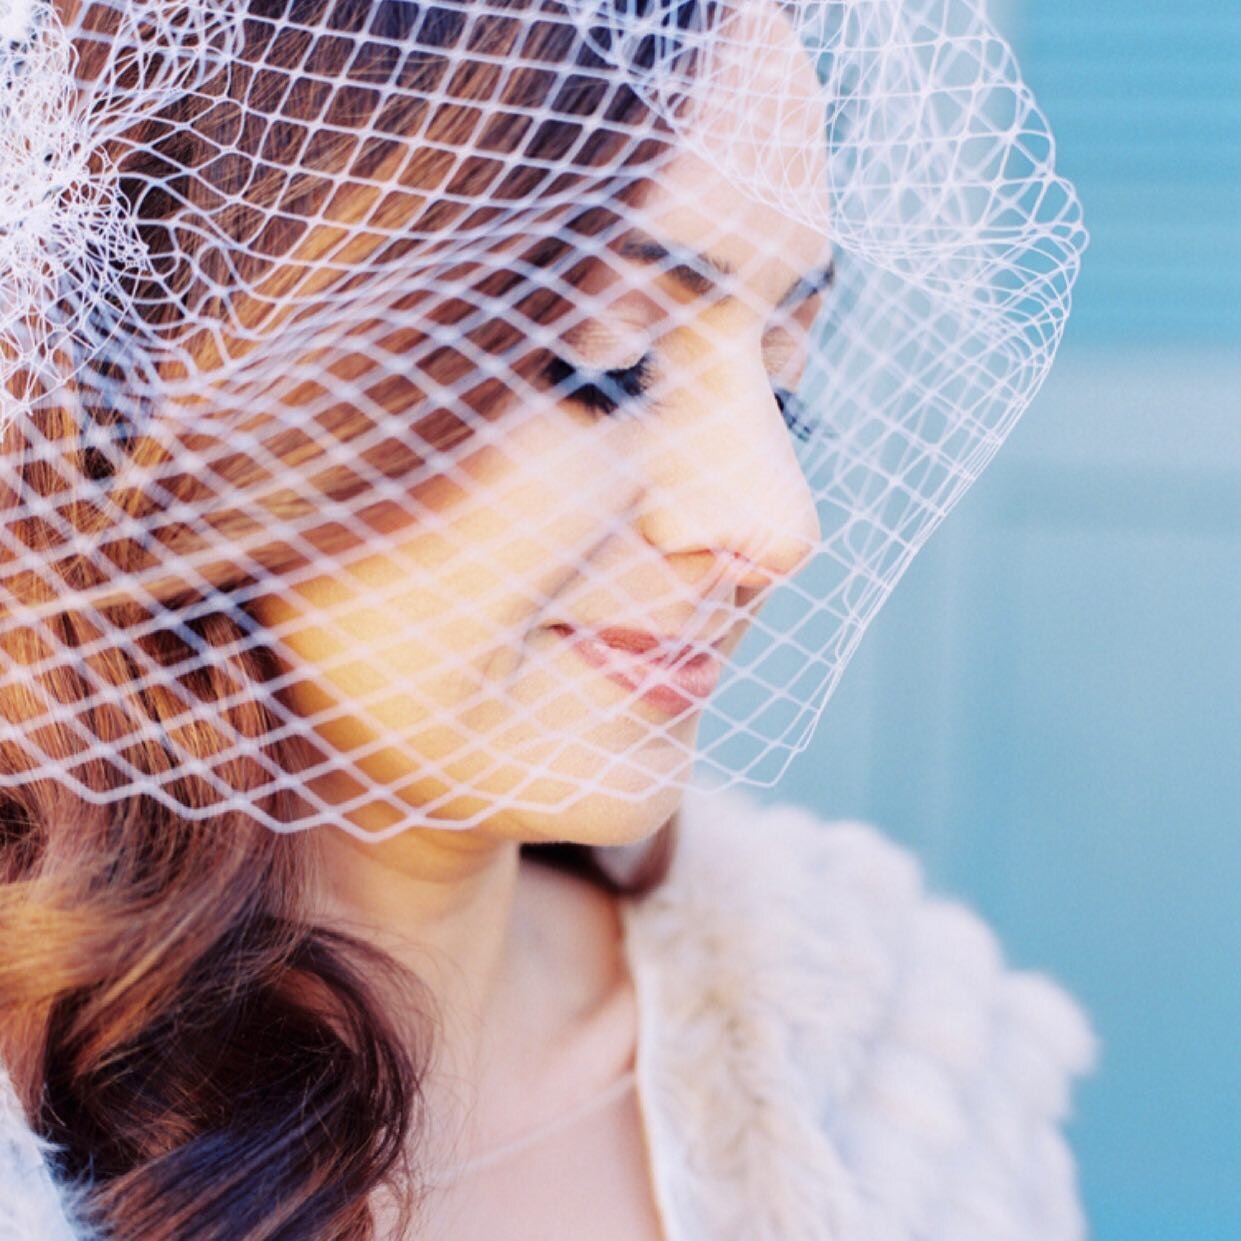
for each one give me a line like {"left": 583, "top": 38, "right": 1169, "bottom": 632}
{"left": 487, "top": 779, "right": 687, "bottom": 849}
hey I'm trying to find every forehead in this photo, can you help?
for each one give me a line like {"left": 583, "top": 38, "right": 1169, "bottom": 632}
{"left": 628, "top": 3, "right": 832, "bottom": 300}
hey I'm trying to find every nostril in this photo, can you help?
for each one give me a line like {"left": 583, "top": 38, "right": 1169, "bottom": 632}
{"left": 724, "top": 532, "right": 815, "bottom": 592}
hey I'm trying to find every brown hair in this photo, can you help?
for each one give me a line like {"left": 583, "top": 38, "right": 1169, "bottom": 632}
{"left": 0, "top": 2, "right": 715, "bottom": 1236}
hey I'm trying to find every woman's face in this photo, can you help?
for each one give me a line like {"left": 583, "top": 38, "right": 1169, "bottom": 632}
{"left": 258, "top": 9, "right": 831, "bottom": 845}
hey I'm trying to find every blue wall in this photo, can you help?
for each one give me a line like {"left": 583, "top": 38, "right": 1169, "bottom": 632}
{"left": 771, "top": 3, "right": 1241, "bottom": 1238}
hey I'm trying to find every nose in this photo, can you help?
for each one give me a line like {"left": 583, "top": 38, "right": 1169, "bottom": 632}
{"left": 633, "top": 346, "right": 822, "bottom": 592}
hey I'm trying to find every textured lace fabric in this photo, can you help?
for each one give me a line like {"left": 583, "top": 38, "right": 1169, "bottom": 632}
{"left": 414, "top": 1065, "right": 665, "bottom": 1241}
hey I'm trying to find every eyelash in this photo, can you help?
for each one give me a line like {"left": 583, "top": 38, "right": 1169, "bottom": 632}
{"left": 544, "top": 354, "right": 820, "bottom": 443}
{"left": 543, "top": 354, "right": 654, "bottom": 418}
{"left": 772, "top": 387, "right": 817, "bottom": 444}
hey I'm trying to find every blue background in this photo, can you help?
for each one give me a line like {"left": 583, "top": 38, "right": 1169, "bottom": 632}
{"left": 773, "top": 2, "right": 1241, "bottom": 1237}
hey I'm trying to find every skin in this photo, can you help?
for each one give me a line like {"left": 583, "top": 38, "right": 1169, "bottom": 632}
{"left": 254, "top": 1, "right": 830, "bottom": 1172}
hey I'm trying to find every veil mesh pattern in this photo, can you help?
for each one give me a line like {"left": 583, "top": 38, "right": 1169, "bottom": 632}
{"left": 0, "top": 0, "right": 1083, "bottom": 837}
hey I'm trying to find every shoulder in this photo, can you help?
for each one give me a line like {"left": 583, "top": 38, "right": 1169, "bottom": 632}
{"left": 621, "top": 786, "right": 1097, "bottom": 1241}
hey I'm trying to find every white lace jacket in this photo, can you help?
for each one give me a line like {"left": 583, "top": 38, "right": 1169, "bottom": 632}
{"left": 0, "top": 788, "right": 1096, "bottom": 1241}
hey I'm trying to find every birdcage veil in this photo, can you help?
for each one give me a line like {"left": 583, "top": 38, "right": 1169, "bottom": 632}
{"left": 0, "top": 0, "right": 1083, "bottom": 839}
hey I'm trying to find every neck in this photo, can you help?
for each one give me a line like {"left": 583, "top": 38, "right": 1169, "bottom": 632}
{"left": 309, "top": 816, "right": 632, "bottom": 1157}
{"left": 314, "top": 822, "right": 524, "bottom": 1074}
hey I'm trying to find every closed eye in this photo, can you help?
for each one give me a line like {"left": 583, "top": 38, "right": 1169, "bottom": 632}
{"left": 544, "top": 350, "right": 826, "bottom": 443}
{"left": 542, "top": 354, "right": 654, "bottom": 417}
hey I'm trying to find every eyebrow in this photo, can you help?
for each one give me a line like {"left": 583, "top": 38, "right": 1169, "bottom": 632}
{"left": 616, "top": 235, "right": 835, "bottom": 309}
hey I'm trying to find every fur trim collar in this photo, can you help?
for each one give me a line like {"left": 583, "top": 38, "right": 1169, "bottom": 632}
{"left": 621, "top": 788, "right": 1096, "bottom": 1241}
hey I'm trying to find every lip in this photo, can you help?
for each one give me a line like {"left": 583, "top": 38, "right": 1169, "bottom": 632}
{"left": 549, "top": 624, "right": 724, "bottom": 716}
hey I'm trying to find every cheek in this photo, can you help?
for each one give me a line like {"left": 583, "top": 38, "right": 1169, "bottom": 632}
{"left": 431, "top": 412, "right": 641, "bottom": 624}
{"left": 277, "top": 409, "right": 642, "bottom": 705}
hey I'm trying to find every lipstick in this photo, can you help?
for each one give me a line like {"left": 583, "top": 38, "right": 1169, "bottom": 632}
{"left": 551, "top": 625, "right": 722, "bottom": 715}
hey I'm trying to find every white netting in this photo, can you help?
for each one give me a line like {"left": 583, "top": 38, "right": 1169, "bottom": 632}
{"left": 0, "top": 0, "right": 1083, "bottom": 839}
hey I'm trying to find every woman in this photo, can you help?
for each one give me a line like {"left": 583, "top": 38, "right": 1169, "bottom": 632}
{"left": 0, "top": 1, "right": 1093, "bottom": 1238}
